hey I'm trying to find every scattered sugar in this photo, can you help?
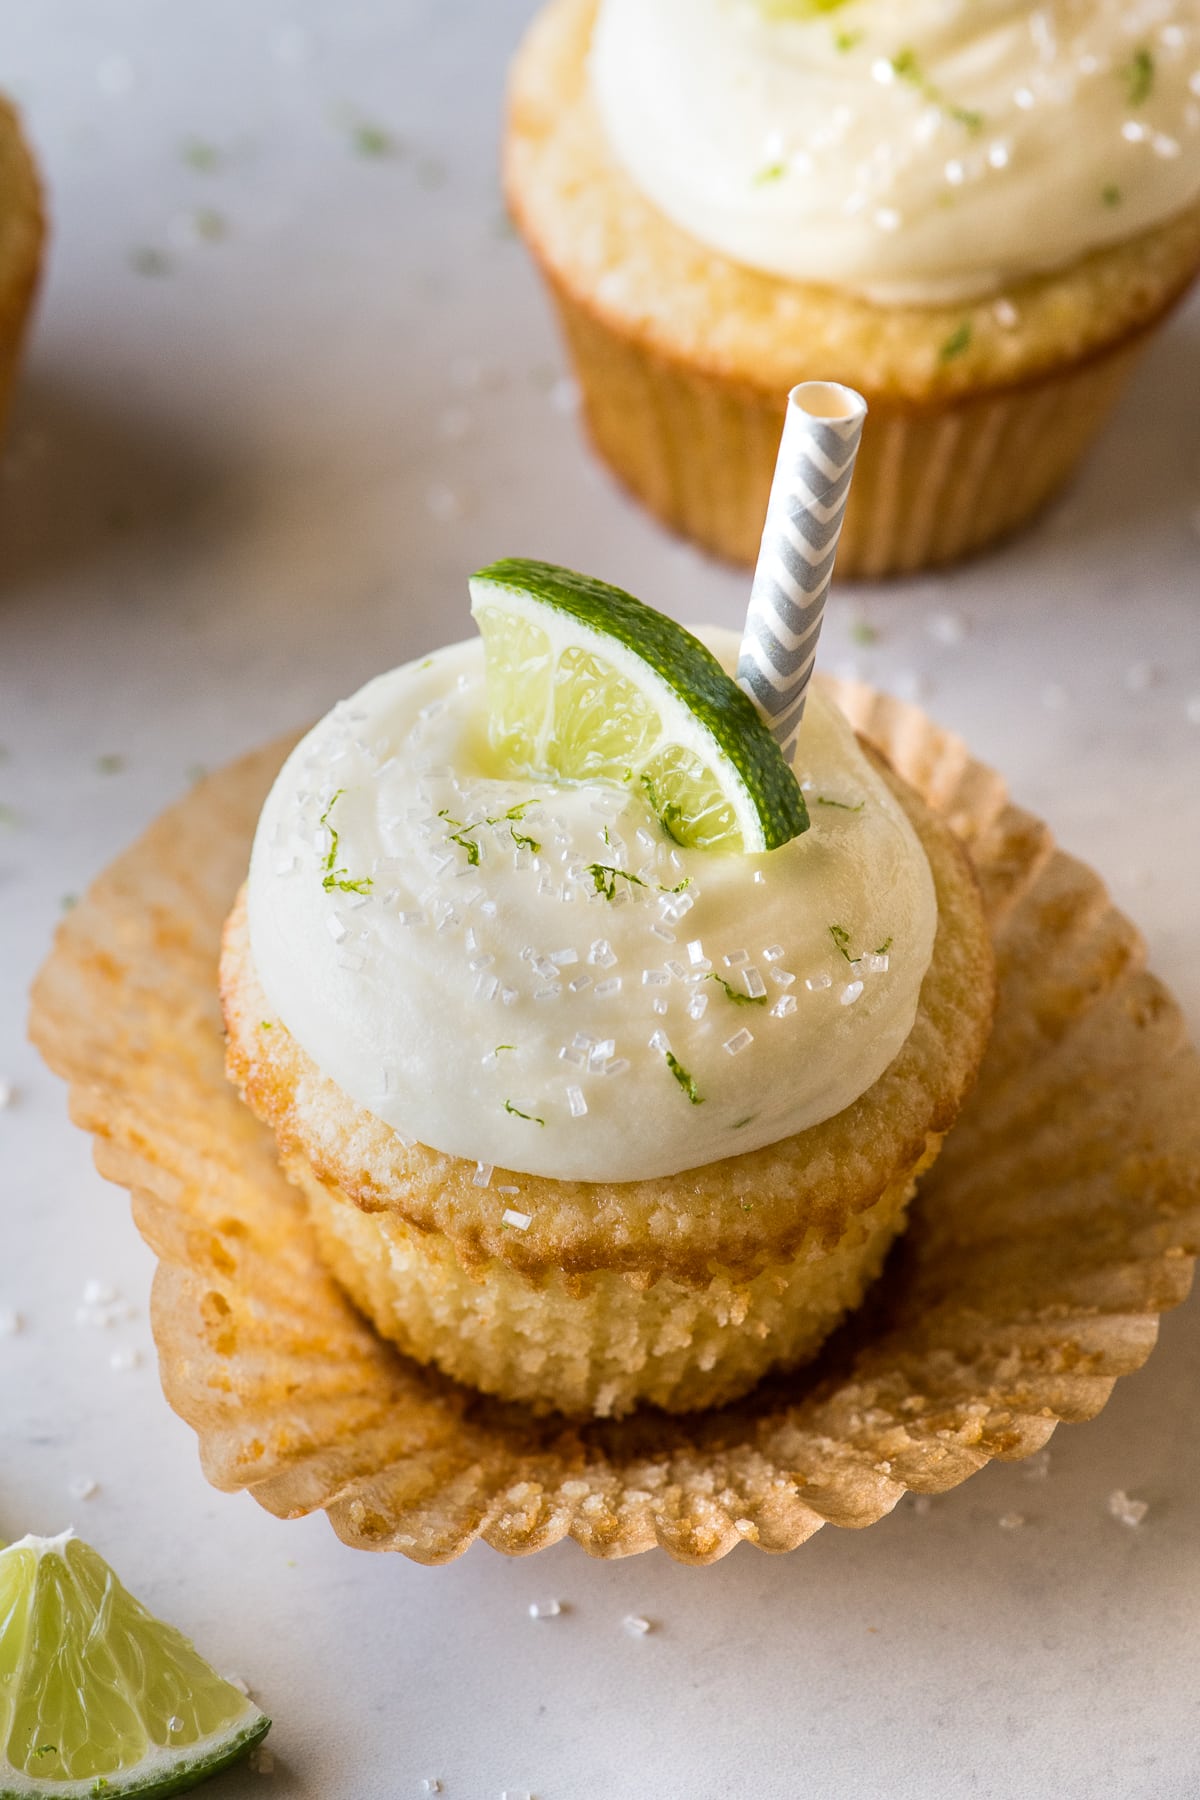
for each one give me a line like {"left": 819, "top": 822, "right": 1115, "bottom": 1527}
{"left": 742, "top": 967, "right": 766, "bottom": 999}
{"left": 1108, "top": 1489, "right": 1149, "bottom": 1527}
{"left": 603, "top": 1059, "right": 630, "bottom": 1078}
{"left": 623, "top": 1615, "right": 654, "bottom": 1636}
{"left": 769, "top": 967, "right": 795, "bottom": 988}
{"left": 651, "top": 998, "right": 668, "bottom": 1015}
{"left": 762, "top": 945, "right": 785, "bottom": 963}
{"left": 723, "top": 949, "right": 749, "bottom": 968}
{"left": 566, "top": 1086, "right": 587, "bottom": 1118}
{"left": 648, "top": 1030, "right": 671, "bottom": 1054}
{"left": 840, "top": 980, "right": 864, "bottom": 1006}
{"left": 770, "top": 996, "right": 797, "bottom": 1018}
{"left": 723, "top": 1029, "right": 753, "bottom": 1057}
{"left": 642, "top": 969, "right": 669, "bottom": 987}
{"left": 69, "top": 1475, "right": 99, "bottom": 1501}
{"left": 1185, "top": 695, "right": 1200, "bottom": 727}
{"left": 998, "top": 1512, "right": 1025, "bottom": 1531}
{"left": 421, "top": 1783, "right": 443, "bottom": 1796}
{"left": 110, "top": 1347, "right": 141, "bottom": 1372}
{"left": 594, "top": 977, "right": 622, "bottom": 996}
{"left": 248, "top": 1747, "right": 274, "bottom": 1776}
{"left": 0, "top": 1308, "right": 22, "bottom": 1335}
{"left": 927, "top": 611, "right": 966, "bottom": 646}
{"left": 528, "top": 1599, "right": 562, "bottom": 1619}
{"left": 686, "top": 940, "right": 706, "bottom": 965}
{"left": 1123, "top": 661, "right": 1158, "bottom": 694}
{"left": 806, "top": 973, "right": 833, "bottom": 992}
{"left": 473, "top": 1163, "right": 494, "bottom": 1188}
{"left": 687, "top": 991, "right": 709, "bottom": 1021}
{"left": 588, "top": 939, "right": 617, "bottom": 968}
{"left": 1023, "top": 1449, "right": 1052, "bottom": 1481}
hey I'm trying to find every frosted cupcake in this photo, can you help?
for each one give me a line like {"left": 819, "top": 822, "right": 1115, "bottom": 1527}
{"left": 0, "top": 97, "right": 44, "bottom": 438}
{"left": 221, "top": 559, "right": 994, "bottom": 1417}
{"left": 506, "top": 0, "right": 1200, "bottom": 574}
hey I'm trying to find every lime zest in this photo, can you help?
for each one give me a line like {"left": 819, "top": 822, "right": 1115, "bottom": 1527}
{"left": 585, "top": 863, "right": 646, "bottom": 901}
{"left": 640, "top": 772, "right": 685, "bottom": 844}
{"left": 665, "top": 1051, "right": 704, "bottom": 1104}
{"left": 706, "top": 972, "right": 768, "bottom": 1008}
{"left": 319, "top": 790, "right": 373, "bottom": 894}
{"left": 504, "top": 1099, "right": 545, "bottom": 1125}
{"left": 829, "top": 923, "right": 855, "bottom": 962}
{"left": 815, "top": 794, "right": 864, "bottom": 812}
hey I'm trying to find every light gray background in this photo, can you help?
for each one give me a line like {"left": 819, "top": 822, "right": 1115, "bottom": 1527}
{"left": 3, "top": 5, "right": 1199, "bottom": 1796}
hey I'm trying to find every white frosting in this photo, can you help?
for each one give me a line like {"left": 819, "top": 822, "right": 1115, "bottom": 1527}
{"left": 247, "top": 630, "right": 936, "bottom": 1183}
{"left": 590, "top": 0, "right": 1200, "bottom": 303}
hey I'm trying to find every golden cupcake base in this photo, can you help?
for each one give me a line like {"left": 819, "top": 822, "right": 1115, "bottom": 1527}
{"left": 30, "top": 686, "right": 1200, "bottom": 1563}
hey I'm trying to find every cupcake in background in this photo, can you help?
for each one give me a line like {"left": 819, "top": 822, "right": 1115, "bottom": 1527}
{"left": 506, "top": 0, "right": 1200, "bottom": 576}
{"left": 0, "top": 96, "right": 43, "bottom": 440}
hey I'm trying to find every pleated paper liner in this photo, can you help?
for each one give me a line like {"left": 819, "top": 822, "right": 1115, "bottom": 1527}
{"left": 30, "top": 682, "right": 1200, "bottom": 1564}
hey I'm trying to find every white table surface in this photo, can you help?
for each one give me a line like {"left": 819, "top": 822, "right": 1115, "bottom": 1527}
{"left": 3, "top": 5, "right": 1200, "bottom": 1797}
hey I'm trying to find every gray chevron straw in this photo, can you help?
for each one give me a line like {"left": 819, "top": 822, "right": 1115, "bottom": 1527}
{"left": 737, "top": 382, "right": 867, "bottom": 764}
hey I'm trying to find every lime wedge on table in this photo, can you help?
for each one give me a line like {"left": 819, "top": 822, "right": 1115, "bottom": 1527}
{"left": 0, "top": 1533, "right": 269, "bottom": 1798}
{"left": 469, "top": 559, "right": 809, "bottom": 852}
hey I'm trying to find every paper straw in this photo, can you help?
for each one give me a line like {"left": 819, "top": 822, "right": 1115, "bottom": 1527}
{"left": 737, "top": 381, "right": 867, "bottom": 764}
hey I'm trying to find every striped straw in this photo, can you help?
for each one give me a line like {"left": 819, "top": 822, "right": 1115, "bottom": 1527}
{"left": 737, "top": 381, "right": 867, "bottom": 764}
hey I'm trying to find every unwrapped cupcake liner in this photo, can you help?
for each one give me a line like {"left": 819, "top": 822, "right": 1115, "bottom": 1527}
{"left": 30, "top": 688, "right": 1200, "bottom": 1564}
{"left": 548, "top": 279, "right": 1151, "bottom": 578}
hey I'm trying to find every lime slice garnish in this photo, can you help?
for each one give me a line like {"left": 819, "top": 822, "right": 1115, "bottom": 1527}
{"left": 469, "top": 559, "right": 809, "bottom": 853}
{"left": 0, "top": 1532, "right": 269, "bottom": 1798}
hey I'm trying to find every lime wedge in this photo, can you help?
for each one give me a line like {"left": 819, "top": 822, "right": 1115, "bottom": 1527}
{"left": 0, "top": 1532, "right": 269, "bottom": 1798}
{"left": 469, "top": 559, "right": 809, "bottom": 852}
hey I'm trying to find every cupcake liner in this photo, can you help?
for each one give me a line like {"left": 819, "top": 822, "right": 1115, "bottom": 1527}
{"left": 30, "top": 690, "right": 1200, "bottom": 1564}
{"left": 549, "top": 276, "right": 1151, "bottom": 578}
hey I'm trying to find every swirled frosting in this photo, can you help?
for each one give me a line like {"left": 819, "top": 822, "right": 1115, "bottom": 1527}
{"left": 590, "top": 0, "right": 1200, "bottom": 303}
{"left": 246, "top": 630, "right": 936, "bottom": 1182}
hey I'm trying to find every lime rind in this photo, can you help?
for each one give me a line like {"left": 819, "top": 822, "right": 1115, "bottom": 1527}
{"left": 469, "top": 558, "right": 809, "bottom": 853}
{"left": 0, "top": 1535, "right": 269, "bottom": 1800}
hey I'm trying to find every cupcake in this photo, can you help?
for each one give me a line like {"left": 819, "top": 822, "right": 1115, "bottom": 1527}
{"left": 220, "top": 559, "right": 994, "bottom": 1417}
{"left": 505, "top": 0, "right": 1200, "bottom": 575}
{"left": 0, "top": 96, "right": 44, "bottom": 436}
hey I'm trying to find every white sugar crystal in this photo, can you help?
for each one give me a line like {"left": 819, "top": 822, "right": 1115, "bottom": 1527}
{"left": 806, "top": 973, "right": 833, "bottom": 992}
{"left": 723, "top": 1029, "right": 753, "bottom": 1057}
{"left": 528, "top": 1599, "right": 562, "bottom": 1619}
{"left": 686, "top": 939, "right": 706, "bottom": 965}
{"left": 665, "top": 959, "right": 687, "bottom": 980}
{"left": 769, "top": 967, "right": 796, "bottom": 988}
{"left": 559, "top": 1045, "right": 585, "bottom": 1068}
{"left": 651, "top": 997, "right": 668, "bottom": 1015}
{"left": 549, "top": 947, "right": 577, "bottom": 965}
{"left": 325, "top": 915, "right": 348, "bottom": 943}
{"left": 993, "top": 296, "right": 1019, "bottom": 328}
{"left": 502, "top": 1209, "right": 532, "bottom": 1231}
{"left": 473, "top": 1163, "right": 494, "bottom": 1188}
{"left": 648, "top": 1030, "right": 671, "bottom": 1054}
{"left": 635, "top": 827, "right": 656, "bottom": 852}
{"left": 273, "top": 854, "right": 298, "bottom": 877}
{"left": 649, "top": 922, "right": 676, "bottom": 943}
{"left": 110, "top": 1347, "right": 141, "bottom": 1372}
{"left": 601, "top": 1057, "right": 629, "bottom": 1077}
{"left": 567, "top": 1086, "right": 587, "bottom": 1117}
{"left": 623, "top": 1615, "right": 654, "bottom": 1636}
{"left": 762, "top": 945, "right": 785, "bottom": 962}
{"left": 687, "top": 991, "right": 709, "bottom": 1021}
{"left": 398, "top": 910, "right": 425, "bottom": 928}
{"left": 1108, "top": 1488, "right": 1149, "bottom": 1527}
{"left": 1186, "top": 694, "right": 1200, "bottom": 726}
{"left": 770, "top": 995, "right": 797, "bottom": 1018}
{"left": 642, "top": 969, "right": 669, "bottom": 987}
{"left": 83, "top": 1280, "right": 117, "bottom": 1307}
{"left": 742, "top": 967, "right": 766, "bottom": 999}
{"left": 997, "top": 1512, "right": 1025, "bottom": 1531}
{"left": 468, "top": 953, "right": 495, "bottom": 972}
{"left": 588, "top": 939, "right": 617, "bottom": 968}
{"left": 0, "top": 1308, "right": 22, "bottom": 1335}
{"left": 927, "top": 611, "right": 966, "bottom": 646}
{"left": 336, "top": 950, "right": 365, "bottom": 971}
{"left": 534, "top": 985, "right": 561, "bottom": 1001}
{"left": 501, "top": 987, "right": 518, "bottom": 1005}
{"left": 69, "top": 1475, "right": 99, "bottom": 1501}
{"left": 1024, "top": 1450, "right": 1052, "bottom": 1481}
{"left": 568, "top": 973, "right": 592, "bottom": 994}
{"left": 497, "top": 1185, "right": 520, "bottom": 1196}
{"left": 723, "top": 948, "right": 749, "bottom": 968}
{"left": 1123, "top": 661, "right": 1158, "bottom": 694}
{"left": 595, "top": 977, "right": 622, "bottom": 996}
{"left": 421, "top": 1783, "right": 443, "bottom": 1796}
{"left": 840, "top": 980, "right": 864, "bottom": 1006}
